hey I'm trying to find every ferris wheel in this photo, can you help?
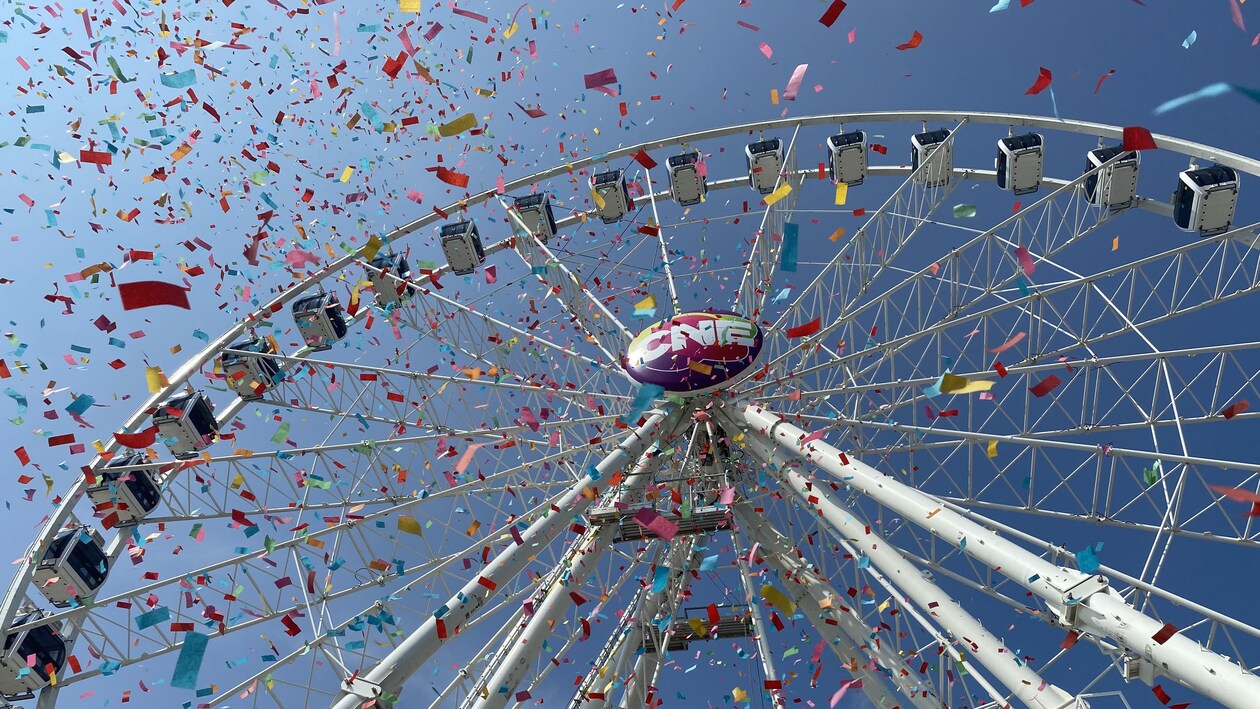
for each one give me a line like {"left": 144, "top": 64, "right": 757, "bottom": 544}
{"left": 3, "top": 110, "right": 1260, "bottom": 709}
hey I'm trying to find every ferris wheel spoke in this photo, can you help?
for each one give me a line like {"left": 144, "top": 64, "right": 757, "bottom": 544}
{"left": 940, "top": 503, "right": 1260, "bottom": 675}
{"left": 750, "top": 158, "right": 1117, "bottom": 394}
{"left": 731, "top": 125, "right": 803, "bottom": 319}
{"left": 502, "top": 198, "right": 635, "bottom": 368}
{"left": 741, "top": 440, "right": 1081, "bottom": 708}
{"left": 328, "top": 407, "right": 682, "bottom": 709}
{"left": 756, "top": 121, "right": 968, "bottom": 372}
{"left": 732, "top": 503, "right": 941, "bottom": 708}
{"left": 839, "top": 414, "right": 1260, "bottom": 549}
{"left": 728, "top": 400, "right": 1260, "bottom": 705}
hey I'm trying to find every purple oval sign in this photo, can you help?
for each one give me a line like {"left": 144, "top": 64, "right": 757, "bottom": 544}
{"left": 625, "top": 312, "right": 763, "bottom": 393}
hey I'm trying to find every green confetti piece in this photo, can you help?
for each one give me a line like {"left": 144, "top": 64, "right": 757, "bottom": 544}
{"left": 270, "top": 422, "right": 291, "bottom": 444}
{"left": 953, "top": 204, "right": 977, "bottom": 218}
{"left": 107, "top": 56, "right": 134, "bottom": 82}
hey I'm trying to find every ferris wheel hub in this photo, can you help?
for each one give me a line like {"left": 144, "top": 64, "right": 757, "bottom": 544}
{"left": 624, "top": 311, "right": 763, "bottom": 394}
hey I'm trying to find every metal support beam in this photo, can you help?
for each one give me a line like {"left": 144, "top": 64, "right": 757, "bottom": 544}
{"left": 330, "top": 408, "right": 679, "bottom": 709}
{"left": 732, "top": 401, "right": 1260, "bottom": 708}
{"left": 619, "top": 537, "right": 697, "bottom": 709}
{"left": 740, "top": 432, "right": 1082, "bottom": 708}
{"left": 732, "top": 504, "right": 938, "bottom": 709}
{"left": 731, "top": 526, "right": 786, "bottom": 707}
{"left": 465, "top": 419, "right": 685, "bottom": 709}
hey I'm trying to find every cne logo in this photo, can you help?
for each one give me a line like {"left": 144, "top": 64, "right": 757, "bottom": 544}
{"left": 625, "top": 312, "right": 763, "bottom": 393}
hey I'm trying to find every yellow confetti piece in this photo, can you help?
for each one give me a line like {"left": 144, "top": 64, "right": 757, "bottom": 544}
{"left": 635, "top": 294, "right": 656, "bottom": 311}
{"left": 878, "top": 598, "right": 891, "bottom": 613}
{"left": 688, "top": 360, "right": 713, "bottom": 375}
{"left": 399, "top": 0, "right": 420, "bottom": 11}
{"left": 466, "top": 519, "right": 482, "bottom": 536}
{"left": 939, "top": 373, "right": 996, "bottom": 394}
{"left": 398, "top": 516, "right": 423, "bottom": 535}
{"left": 829, "top": 226, "right": 847, "bottom": 242}
{"left": 770, "top": 88, "right": 779, "bottom": 105}
{"left": 1112, "top": 236, "right": 1120, "bottom": 251}
{"left": 438, "top": 112, "right": 478, "bottom": 137}
{"left": 363, "top": 235, "right": 384, "bottom": 262}
{"left": 144, "top": 366, "right": 169, "bottom": 393}
{"left": 834, "top": 182, "right": 848, "bottom": 205}
{"left": 170, "top": 142, "right": 192, "bottom": 162}
{"left": 760, "top": 584, "right": 796, "bottom": 615}
{"left": 504, "top": 21, "right": 519, "bottom": 39}
{"left": 763, "top": 181, "right": 793, "bottom": 206}
{"left": 591, "top": 188, "right": 606, "bottom": 210}
{"left": 339, "top": 166, "right": 354, "bottom": 183}
{"left": 732, "top": 687, "right": 747, "bottom": 702}
{"left": 987, "top": 439, "right": 998, "bottom": 458}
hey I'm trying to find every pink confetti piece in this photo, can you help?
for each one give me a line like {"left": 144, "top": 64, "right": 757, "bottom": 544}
{"left": 989, "top": 331, "right": 1026, "bottom": 354}
{"left": 783, "top": 63, "right": 808, "bottom": 101}
{"left": 1013, "top": 244, "right": 1035, "bottom": 277}
{"left": 736, "top": 20, "right": 759, "bottom": 31}
{"left": 450, "top": 6, "right": 488, "bottom": 22}
{"left": 423, "top": 22, "right": 444, "bottom": 41}
{"left": 758, "top": 41, "right": 772, "bottom": 59}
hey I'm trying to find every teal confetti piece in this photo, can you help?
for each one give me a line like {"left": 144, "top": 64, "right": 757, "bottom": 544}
{"left": 699, "top": 554, "right": 718, "bottom": 571}
{"left": 65, "top": 394, "right": 95, "bottom": 416}
{"left": 136, "top": 606, "right": 170, "bottom": 629}
{"left": 159, "top": 69, "right": 197, "bottom": 89}
{"left": 779, "top": 222, "right": 799, "bottom": 272}
{"left": 170, "top": 631, "right": 208, "bottom": 690}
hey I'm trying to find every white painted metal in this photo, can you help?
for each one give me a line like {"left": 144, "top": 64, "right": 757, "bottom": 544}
{"left": 733, "top": 402, "right": 1260, "bottom": 708}
{"left": 731, "top": 505, "right": 935, "bottom": 709}
{"left": 729, "top": 532, "right": 785, "bottom": 708}
{"left": 739, "top": 431, "right": 1083, "bottom": 709}
{"left": 330, "top": 408, "right": 678, "bottom": 709}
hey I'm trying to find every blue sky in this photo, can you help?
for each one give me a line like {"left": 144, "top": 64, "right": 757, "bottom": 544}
{"left": 1, "top": 1, "right": 1259, "bottom": 707}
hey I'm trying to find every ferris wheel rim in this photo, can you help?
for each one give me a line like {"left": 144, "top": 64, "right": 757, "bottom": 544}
{"left": 5, "top": 111, "right": 1260, "bottom": 709}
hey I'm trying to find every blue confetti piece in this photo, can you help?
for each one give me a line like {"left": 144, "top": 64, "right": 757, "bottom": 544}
{"left": 652, "top": 566, "right": 669, "bottom": 593}
{"left": 170, "top": 631, "right": 209, "bottom": 690}
{"left": 1075, "top": 545, "right": 1101, "bottom": 574}
{"left": 699, "top": 554, "right": 718, "bottom": 571}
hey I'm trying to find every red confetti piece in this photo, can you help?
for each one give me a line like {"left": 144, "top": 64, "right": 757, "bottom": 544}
{"left": 1152, "top": 685, "right": 1171, "bottom": 704}
{"left": 1024, "top": 66, "right": 1053, "bottom": 95}
{"left": 1094, "top": 69, "right": 1117, "bottom": 95}
{"left": 993, "top": 361, "right": 1008, "bottom": 378}
{"left": 80, "top": 150, "right": 112, "bottom": 165}
{"left": 637, "top": 225, "right": 660, "bottom": 237}
{"left": 281, "top": 614, "right": 302, "bottom": 637}
{"left": 583, "top": 68, "right": 618, "bottom": 90}
{"left": 786, "top": 317, "right": 822, "bottom": 338}
{"left": 896, "top": 30, "right": 923, "bottom": 50}
{"left": 1152, "top": 623, "right": 1179, "bottom": 645}
{"left": 434, "top": 167, "right": 470, "bottom": 188}
{"left": 513, "top": 101, "right": 546, "bottom": 119}
{"left": 15, "top": 447, "right": 30, "bottom": 466}
{"left": 1220, "top": 399, "right": 1250, "bottom": 419}
{"left": 1029, "top": 374, "right": 1061, "bottom": 397}
{"left": 117, "top": 280, "right": 190, "bottom": 311}
{"left": 1122, "top": 126, "right": 1158, "bottom": 152}
{"left": 633, "top": 149, "right": 658, "bottom": 170}
{"left": 818, "top": 0, "right": 847, "bottom": 27}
